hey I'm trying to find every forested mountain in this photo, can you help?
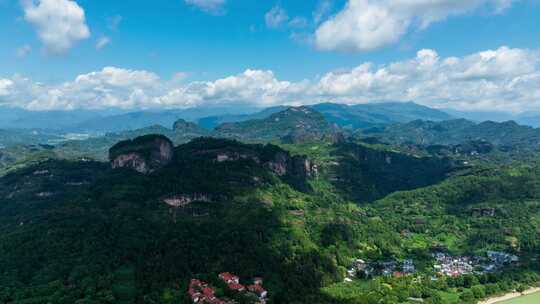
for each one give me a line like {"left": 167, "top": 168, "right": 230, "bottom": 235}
{"left": 197, "top": 106, "right": 289, "bottom": 129}
{"left": 199, "top": 102, "right": 453, "bottom": 130}
{"left": 214, "top": 106, "right": 340, "bottom": 143}
{"left": 0, "top": 134, "right": 539, "bottom": 304}
{"left": 364, "top": 119, "right": 540, "bottom": 148}
{"left": 1, "top": 104, "right": 540, "bottom": 304}
{"left": 312, "top": 102, "right": 453, "bottom": 129}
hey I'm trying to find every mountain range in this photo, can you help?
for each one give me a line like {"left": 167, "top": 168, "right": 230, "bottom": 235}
{"left": 0, "top": 102, "right": 453, "bottom": 134}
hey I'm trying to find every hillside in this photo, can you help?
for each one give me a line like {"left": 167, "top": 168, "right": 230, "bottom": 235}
{"left": 0, "top": 136, "right": 538, "bottom": 304}
{"left": 0, "top": 137, "right": 336, "bottom": 303}
{"left": 197, "top": 106, "right": 288, "bottom": 129}
{"left": 364, "top": 119, "right": 540, "bottom": 149}
{"left": 214, "top": 106, "right": 340, "bottom": 143}
{"left": 312, "top": 102, "right": 453, "bottom": 129}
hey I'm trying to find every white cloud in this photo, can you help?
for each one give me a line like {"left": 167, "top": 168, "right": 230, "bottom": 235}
{"left": 2, "top": 46, "right": 540, "bottom": 113}
{"left": 96, "top": 36, "right": 111, "bottom": 50}
{"left": 313, "top": 46, "right": 540, "bottom": 112}
{"left": 0, "top": 79, "right": 14, "bottom": 96}
{"left": 8, "top": 67, "right": 161, "bottom": 110}
{"left": 184, "top": 0, "right": 226, "bottom": 15}
{"left": 22, "top": 0, "right": 90, "bottom": 54}
{"left": 315, "top": 0, "right": 516, "bottom": 52}
{"left": 265, "top": 5, "right": 289, "bottom": 28}
{"left": 154, "top": 69, "right": 309, "bottom": 108}
{"left": 16, "top": 45, "right": 32, "bottom": 58}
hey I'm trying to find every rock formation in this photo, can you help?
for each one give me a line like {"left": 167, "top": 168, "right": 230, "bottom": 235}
{"left": 109, "top": 135, "right": 174, "bottom": 174}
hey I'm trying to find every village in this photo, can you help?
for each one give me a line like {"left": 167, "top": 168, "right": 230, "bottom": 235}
{"left": 433, "top": 251, "right": 519, "bottom": 277}
{"left": 188, "top": 272, "right": 268, "bottom": 304}
{"left": 345, "top": 258, "right": 417, "bottom": 281}
{"left": 346, "top": 251, "right": 519, "bottom": 282}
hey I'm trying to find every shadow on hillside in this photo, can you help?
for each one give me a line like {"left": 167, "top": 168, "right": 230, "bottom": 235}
{"left": 330, "top": 143, "right": 457, "bottom": 203}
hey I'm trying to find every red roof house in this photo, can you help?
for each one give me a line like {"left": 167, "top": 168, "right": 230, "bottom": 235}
{"left": 228, "top": 282, "right": 246, "bottom": 292}
{"left": 248, "top": 284, "right": 268, "bottom": 298}
{"left": 219, "top": 272, "right": 240, "bottom": 284}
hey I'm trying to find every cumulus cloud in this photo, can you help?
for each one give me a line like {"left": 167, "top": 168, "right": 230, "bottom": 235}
{"left": 96, "top": 36, "right": 111, "bottom": 50}
{"left": 0, "top": 79, "right": 14, "bottom": 96}
{"left": 315, "top": 0, "right": 516, "bottom": 52}
{"left": 2, "top": 46, "right": 540, "bottom": 113}
{"left": 265, "top": 5, "right": 289, "bottom": 28}
{"left": 184, "top": 0, "right": 226, "bottom": 15}
{"left": 22, "top": 0, "right": 90, "bottom": 54}
{"left": 8, "top": 67, "right": 161, "bottom": 110}
{"left": 314, "top": 46, "right": 540, "bottom": 112}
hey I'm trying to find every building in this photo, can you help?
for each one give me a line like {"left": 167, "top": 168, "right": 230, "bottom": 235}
{"left": 189, "top": 279, "right": 229, "bottom": 304}
{"left": 248, "top": 284, "right": 268, "bottom": 298}
{"left": 403, "top": 259, "right": 415, "bottom": 274}
{"left": 228, "top": 282, "right": 246, "bottom": 292}
{"left": 219, "top": 272, "right": 240, "bottom": 284}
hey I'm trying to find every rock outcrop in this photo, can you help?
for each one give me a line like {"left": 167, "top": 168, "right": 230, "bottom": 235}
{"left": 162, "top": 194, "right": 213, "bottom": 207}
{"left": 109, "top": 135, "right": 174, "bottom": 174}
{"left": 173, "top": 119, "right": 208, "bottom": 135}
{"left": 265, "top": 152, "right": 317, "bottom": 178}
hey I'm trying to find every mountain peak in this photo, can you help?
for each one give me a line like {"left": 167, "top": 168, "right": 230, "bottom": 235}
{"left": 215, "top": 107, "right": 338, "bottom": 143}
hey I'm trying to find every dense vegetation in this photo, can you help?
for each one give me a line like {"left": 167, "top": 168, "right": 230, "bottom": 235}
{"left": 1, "top": 105, "right": 540, "bottom": 304}
{"left": 214, "top": 106, "right": 339, "bottom": 143}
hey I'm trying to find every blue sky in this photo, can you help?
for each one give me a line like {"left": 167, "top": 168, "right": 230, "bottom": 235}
{"left": 1, "top": 0, "right": 540, "bottom": 112}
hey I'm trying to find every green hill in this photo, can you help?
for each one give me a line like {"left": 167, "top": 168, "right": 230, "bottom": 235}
{"left": 215, "top": 106, "right": 340, "bottom": 143}
{"left": 0, "top": 135, "right": 539, "bottom": 304}
{"left": 364, "top": 119, "right": 540, "bottom": 148}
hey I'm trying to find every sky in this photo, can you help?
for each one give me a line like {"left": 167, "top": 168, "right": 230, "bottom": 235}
{"left": 0, "top": 0, "right": 540, "bottom": 113}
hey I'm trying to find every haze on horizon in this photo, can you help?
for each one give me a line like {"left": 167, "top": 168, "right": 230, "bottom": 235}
{"left": 1, "top": 0, "right": 540, "bottom": 114}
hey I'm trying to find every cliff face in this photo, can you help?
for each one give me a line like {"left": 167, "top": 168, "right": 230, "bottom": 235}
{"left": 173, "top": 138, "right": 316, "bottom": 192}
{"left": 211, "top": 147, "right": 316, "bottom": 180}
{"left": 264, "top": 152, "right": 317, "bottom": 179}
{"left": 109, "top": 135, "right": 174, "bottom": 174}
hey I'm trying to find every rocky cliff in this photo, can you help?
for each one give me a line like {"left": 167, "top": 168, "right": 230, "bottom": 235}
{"left": 109, "top": 134, "right": 174, "bottom": 174}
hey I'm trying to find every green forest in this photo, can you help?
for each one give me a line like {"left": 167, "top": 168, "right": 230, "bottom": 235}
{"left": 1, "top": 106, "right": 540, "bottom": 304}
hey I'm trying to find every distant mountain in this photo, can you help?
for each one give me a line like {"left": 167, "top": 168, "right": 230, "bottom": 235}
{"left": 172, "top": 119, "right": 210, "bottom": 136}
{"left": 442, "top": 109, "right": 515, "bottom": 123}
{"left": 199, "top": 102, "right": 453, "bottom": 131}
{"left": 197, "top": 106, "right": 288, "bottom": 129}
{"left": 214, "top": 106, "right": 339, "bottom": 143}
{"left": 364, "top": 119, "right": 540, "bottom": 148}
{"left": 0, "top": 106, "right": 262, "bottom": 133}
{"left": 72, "top": 111, "right": 184, "bottom": 133}
{"left": 444, "top": 109, "right": 540, "bottom": 128}
{"left": 0, "top": 106, "right": 111, "bottom": 130}
{"left": 513, "top": 115, "right": 540, "bottom": 128}
{"left": 314, "top": 102, "right": 453, "bottom": 129}
{"left": 71, "top": 107, "right": 265, "bottom": 133}
{"left": 0, "top": 129, "right": 63, "bottom": 147}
